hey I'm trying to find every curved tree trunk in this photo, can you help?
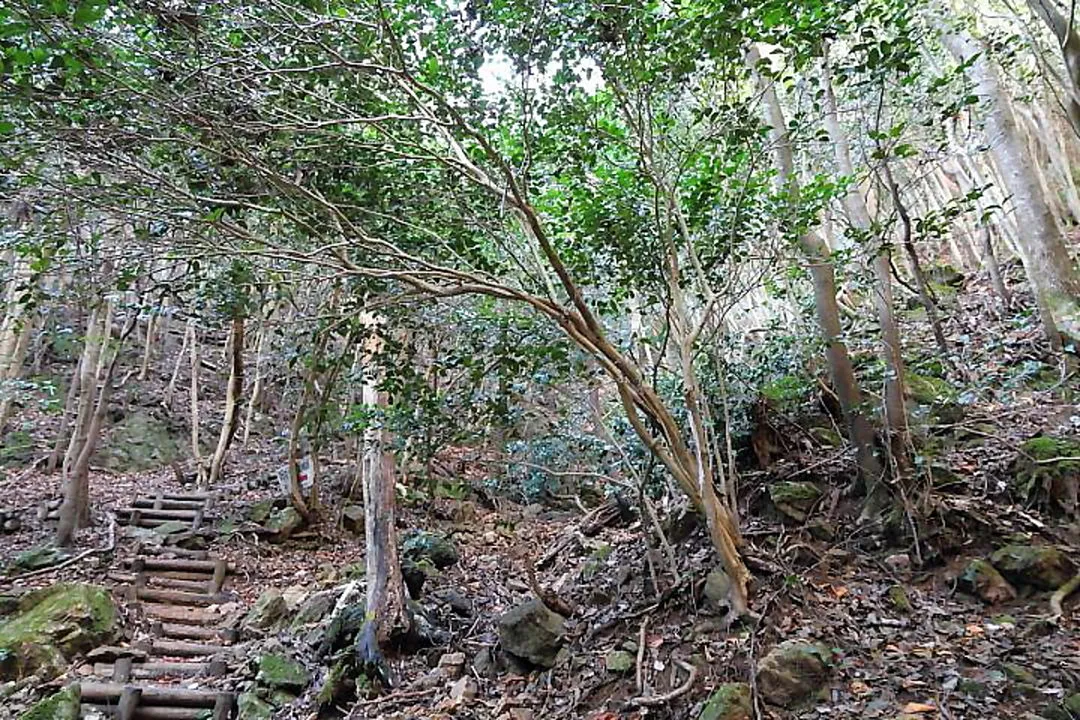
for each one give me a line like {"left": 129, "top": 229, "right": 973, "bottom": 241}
{"left": 208, "top": 317, "right": 244, "bottom": 485}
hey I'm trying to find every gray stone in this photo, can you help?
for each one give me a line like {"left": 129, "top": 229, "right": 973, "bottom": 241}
{"left": 756, "top": 640, "right": 833, "bottom": 708}
{"left": 17, "top": 685, "right": 80, "bottom": 720}
{"left": 256, "top": 652, "right": 310, "bottom": 691}
{"left": 961, "top": 559, "right": 1017, "bottom": 603}
{"left": 237, "top": 691, "right": 273, "bottom": 720}
{"left": 497, "top": 599, "right": 565, "bottom": 668}
{"left": 342, "top": 505, "right": 364, "bottom": 535}
{"left": 242, "top": 589, "right": 287, "bottom": 632}
{"left": 768, "top": 482, "right": 821, "bottom": 522}
{"left": 604, "top": 649, "right": 634, "bottom": 673}
{"left": 291, "top": 590, "right": 338, "bottom": 629}
{"left": 402, "top": 531, "right": 459, "bottom": 569}
{"left": 266, "top": 507, "right": 304, "bottom": 541}
{"left": 704, "top": 568, "right": 732, "bottom": 608}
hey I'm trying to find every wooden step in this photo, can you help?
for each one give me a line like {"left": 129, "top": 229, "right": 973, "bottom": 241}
{"left": 147, "top": 576, "right": 216, "bottom": 594}
{"left": 80, "top": 681, "right": 232, "bottom": 708}
{"left": 132, "top": 558, "right": 229, "bottom": 574}
{"left": 93, "top": 659, "right": 227, "bottom": 679}
{"left": 122, "top": 508, "right": 200, "bottom": 521}
{"left": 148, "top": 639, "right": 231, "bottom": 657}
{"left": 130, "top": 586, "right": 229, "bottom": 607}
{"left": 123, "top": 517, "right": 194, "bottom": 530}
{"left": 82, "top": 704, "right": 229, "bottom": 720}
{"left": 133, "top": 498, "right": 208, "bottom": 511}
{"left": 154, "top": 622, "right": 237, "bottom": 643}
{"left": 142, "top": 604, "right": 218, "bottom": 625}
{"left": 135, "top": 544, "right": 210, "bottom": 560}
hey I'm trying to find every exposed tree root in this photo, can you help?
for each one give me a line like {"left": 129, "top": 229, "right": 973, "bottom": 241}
{"left": 1050, "top": 573, "right": 1080, "bottom": 618}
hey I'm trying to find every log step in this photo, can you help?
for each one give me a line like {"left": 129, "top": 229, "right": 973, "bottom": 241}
{"left": 136, "top": 544, "right": 209, "bottom": 560}
{"left": 131, "top": 558, "right": 229, "bottom": 574}
{"left": 80, "top": 681, "right": 232, "bottom": 708}
{"left": 93, "top": 659, "right": 227, "bottom": 679}
{"left": 149, "top": 639, "right": 231, "bottom": 657}
{"left": 82, "top": 706, "right": 212, "bottom": 720}
{"left": 124, "top": 517, "right": 194, "bottom": 530}
{"left": 142, "top": 604, "right": 218, "bottom": 626}
{"left": 133, "top": 498, "right": 208, "bottom": 511}
{"left": 147, "top": 576, "right": 216, "bottom": 594}
{"left": 154, "top": 622, "right": 237, "bottom": 643}
{"left": 121, "top": 508, "right": 200, "bottom": 521}
{"left": 131, "top": 586, "right": 229, "bottom": 607}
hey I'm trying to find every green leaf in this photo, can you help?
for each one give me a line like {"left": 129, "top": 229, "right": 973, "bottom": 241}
{"left": 74, "top": 0, "right": 107, "bottom": 26}
{"left": 0, "top": 121, "right": 14, "bottom": 134}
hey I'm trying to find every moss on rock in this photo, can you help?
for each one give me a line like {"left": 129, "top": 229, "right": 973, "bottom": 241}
{"left": 0, "top": 583, "right": 116, "bottom": 681}
{"left": 256, "top": 653, "right": 310, "bottom": 691}
{"left": 699, "top": 682, "right": 751, "bottom": 720}
{"left": 990, "top": 545, "right": 1075, "bottom": 590}
{"left": 17, "top": 685, "right": 80, "bottom": 720}
{"left": 1014, "top": 436, "right": 1080, "bottom": 516}
{"left": 769, "top": 482, "right": 822, "bottom": 522}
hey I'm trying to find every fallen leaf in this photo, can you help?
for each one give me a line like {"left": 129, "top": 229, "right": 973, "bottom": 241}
{"left": 902, "top": 701, "right": 937, "bottom": 713}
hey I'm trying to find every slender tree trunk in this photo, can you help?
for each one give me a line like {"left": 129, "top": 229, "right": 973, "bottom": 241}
{"left": 138, "top": 313, "right": 156, "bottom": 381}
{"left": 243, "top": 322, "right": 266, "bottom": 446}
{"left": 751, "top": 46, "right": 886, "bottom": 502}
{"left": 48, "top": 353, "right": 83, "bottom": 473}
{"left": 1026, "top": 0, "right": 1080, "bottom": 135}
{"left": 61, "top": 308, "right": 103, "bottom": 529}
{"left": 943, "top": 30, "right": 1080, "bottom": 346}
{"left": 162, "top": 321, "right": 190, "bottom": 408}
{"left": 822, "top": 51, "right": 911, "bottom": 482}
{"left": 208, "top": 317, "right": 244, "bottom": 485}
{"left": 188, "top": 321, "right": 205, "bottom": 485}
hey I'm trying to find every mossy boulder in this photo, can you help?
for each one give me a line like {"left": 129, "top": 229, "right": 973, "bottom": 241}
{"left": 990, "top": 545, "right": 1075, "bottom": 590}
{"left": 604, "top": 649, "right": 634, "bottom": 673}
{"left": 756, "top": 640, "right": 834, "bottom": 708}
{"left": 497, "top": 598, "right": 565, "bottom": 668}
{"left": 237, "top": 691, "right": 273, "bottom": 720}
{"left": 17, "top": 685, "right": 80, "bottom": 720}
{"left": 256, "top": 652, "right": 310, "bottom": 692}
{"left": 402, "top": 531, "right": 459, "bottom": 569}
{"left": 0, "top": 429, "right": 36, "bottom": 467}
{"left": 242, "top": 589, "right": 287, "bottom": 633}
{"left": 768, "top": 482, "right": 822, "bottom": 522}
{"left": 1013, "top": 436, "right": 1080, "bottom": 517}
{"left": 960, "top": 560, "right": 1017, "bottom": 604}
{"left": 8, "top": 545, "right": 68, "bottom": 574}
{"left": 100, "top": 410, "right": 184, "bottom": 472}
{"left": 265, "top": 507, "right": 304, "bottom": 541}
{"left": 0, "top": 584, "right": 116, "bottom": 681}
{"left": 699, "top": 682, "right": 752, "bottom": 720}
{"left": 1042, "top": 692, "right": 1080, "bottom": 720}
{"left": 905, "top": 371, "right": 962, "bottom": 425}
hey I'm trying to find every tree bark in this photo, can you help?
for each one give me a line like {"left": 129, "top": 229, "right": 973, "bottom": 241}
{"left": 208, "top": 317, "right": 244, "bottom": 485}
{"left": 751, "top": 46, "right": 886, "bottom": 501}
{"left": 188, "top": 321, "right": 205, "bottom": 485}
{"left": 1026, "top": 0, "right": 1080, "bottom": 135}
{"left": 943, "top": 29, "right": 1080, "bottom": 347}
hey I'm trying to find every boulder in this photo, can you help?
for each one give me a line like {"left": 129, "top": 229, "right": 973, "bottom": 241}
{"left": 704, "top": 568, "right": 733, "bottom": 609}
{"left": 342, "top": 505, "right": 364, "bottom": 535}
{"left": 699, "top": 682, "right": 752, "bottom": 720}
{"left": 291, "top": 590, "right": 338, "bottom": 629}
{"left": 402, "top": 531, "right": 459, "bottom": 569}
{"left": 17, "top": 684, "right": 80, "bottom": 720}
{"left": 9, "top": 545, "right": 67, "bottom": 574}
{"left": 256, "top": 652, "right": 310, "bottom": 692}
{"left": 266, "top": 507, "right": 304, "bottom": 541}
{"left": 756, "top": 640, "right": 833, "bottom": 708}
{"left": 242, "top": 589, "right": 287, "bottom": 633}
{"left": 0, "top": 584, "right": 116, "bottom": 681}
{"left": 1013, "top": 436, "right": 1079, "bottom": 517}
{"left": 246, "top": 498, "right": 277, "bottom": 524}
{"left": 990, "top": 545, "right": 1075, "bottom": 590}
{"left": 497, "top": 599, "right": 565, "bottom": 668}
{"left": 237, "top": 691, "right": 273, "bottom": 720}
{"left": 768, "top": 482, "right": 821, "bottom": 522}
{"left": 100, "top": 409, "right": 184, "bottom": 472}
{"left": 960, "top": 560, "right": 1017, "bottom": 604}
{"left": 1042, "top": 692, "right": 1080, "bottom": 720}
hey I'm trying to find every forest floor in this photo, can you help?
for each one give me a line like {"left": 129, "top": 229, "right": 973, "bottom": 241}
{"left": 1, "top": 264, "right": 1079, "bottom": 720}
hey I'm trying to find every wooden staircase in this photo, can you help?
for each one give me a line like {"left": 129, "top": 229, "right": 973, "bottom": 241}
{"left": 75, "top": 491, "right": 238, "bottom": 719}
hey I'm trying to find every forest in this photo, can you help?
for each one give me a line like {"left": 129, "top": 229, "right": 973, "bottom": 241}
{"left": 0, "top": 0, "right": 1078, "bottom": 718}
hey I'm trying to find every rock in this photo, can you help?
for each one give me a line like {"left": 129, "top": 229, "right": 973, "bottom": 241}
{"left": 990, "top": 545, "right": 1075, "bottom": 590}
{"left": 698, "top": 682, "right": 752, "bottom": 720}
{"left": 17, "top": 684, "right": 80, "bottom": 720}
{"left": 887, "top": 585, "right": 912, "bottom": 613}
{"left": 961, "top": 560, "right": 1017, "bottom": 603}
{"left": 448, "top": 675, "right": 478, "bottom": 704}
{"left": 703, "top": 568, "right": 733, "bottom": 608}
{"left": 434, "top": 588, "right": 473, "bottom": 617}
{"left": 0, "top": 583, "right": 116, "bottom": 681}
{"left": 768, "top": 482, "right": 821, "bottom": 522}
{"left": 604, "top": 649, "right": 634, "bottom": 673}
{"left": 402, "top": 560, "right": 427, "bottom": 599}
{"left": 9, "top": 545, "right": 68, "bottom": 573}
{"left": 256, "top": 652, "right": 310, "bottom": 691}
{"left": 237, "top": 691, "right": 273, "bottom": 720}
{"left": 265, "top": 507, "right": 304, "bottom": 541}
{"left": 1013, "top": 436, "right": 1079, "bottom": 516}
{"left": 291, "top": 589, "right": 338, "bottom": 629}
{"left": 1002, "top": 663, "right": 1037, "bottom": 685}
{"left": 100, "top": 410, "right": 184, "bottom": 472}
{"left": 242, "top": 589, "right": 287, "bottom": 633}
{"left": 342, "top": 505, "right": 364, "bottom": 535}
{"left": 885, "top": 553, "right": 911, "bottom": 573}
{"left": 402, "top": 531, "right": 459, "bottom": 569}
{"left": 756, "top": 640, "right": 833, "bottom": 708}
{"left": 316, "top": 656, "right": 350, "bottom": 707}
{"left": 1042, "top": 693, "right": 1080, "bottom": 720}
{"left": 472, "top": 647, "right": 498, "bottom": 678}
{"left": 246, "top": 498, "right": 277, "bottom": 524}
{"left": 152, "top": 520, "right": 188, "bottom": 536}
{"left": 497, "top": 599, "right": 565, "bottom": 668}
{"left": 437, "top": 652, "right": 466, "bottom": 679}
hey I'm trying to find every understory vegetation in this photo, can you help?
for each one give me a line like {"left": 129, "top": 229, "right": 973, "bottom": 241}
{"left": 1, "top": 0, "right": 1079, "bottom": 719}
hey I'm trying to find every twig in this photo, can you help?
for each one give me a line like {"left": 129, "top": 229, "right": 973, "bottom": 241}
{"left": 626, "top": 660, "right": 697, "bottom": 707}
{"left": 8, "top": 513, "right": 117, "bottom": 581}
{"left": 635, "top": 617, "right": 649, "bottom": 694}
{"left": 1050, "top": 573, "right": 1080, "bottom": 618}
{"left": 347, "top": 688, "right": 436, "bottom": 714}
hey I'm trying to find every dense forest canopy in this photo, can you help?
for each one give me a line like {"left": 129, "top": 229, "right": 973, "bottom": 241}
{"left": 0, "top": 1, "right": 1078, "bottom": 719}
